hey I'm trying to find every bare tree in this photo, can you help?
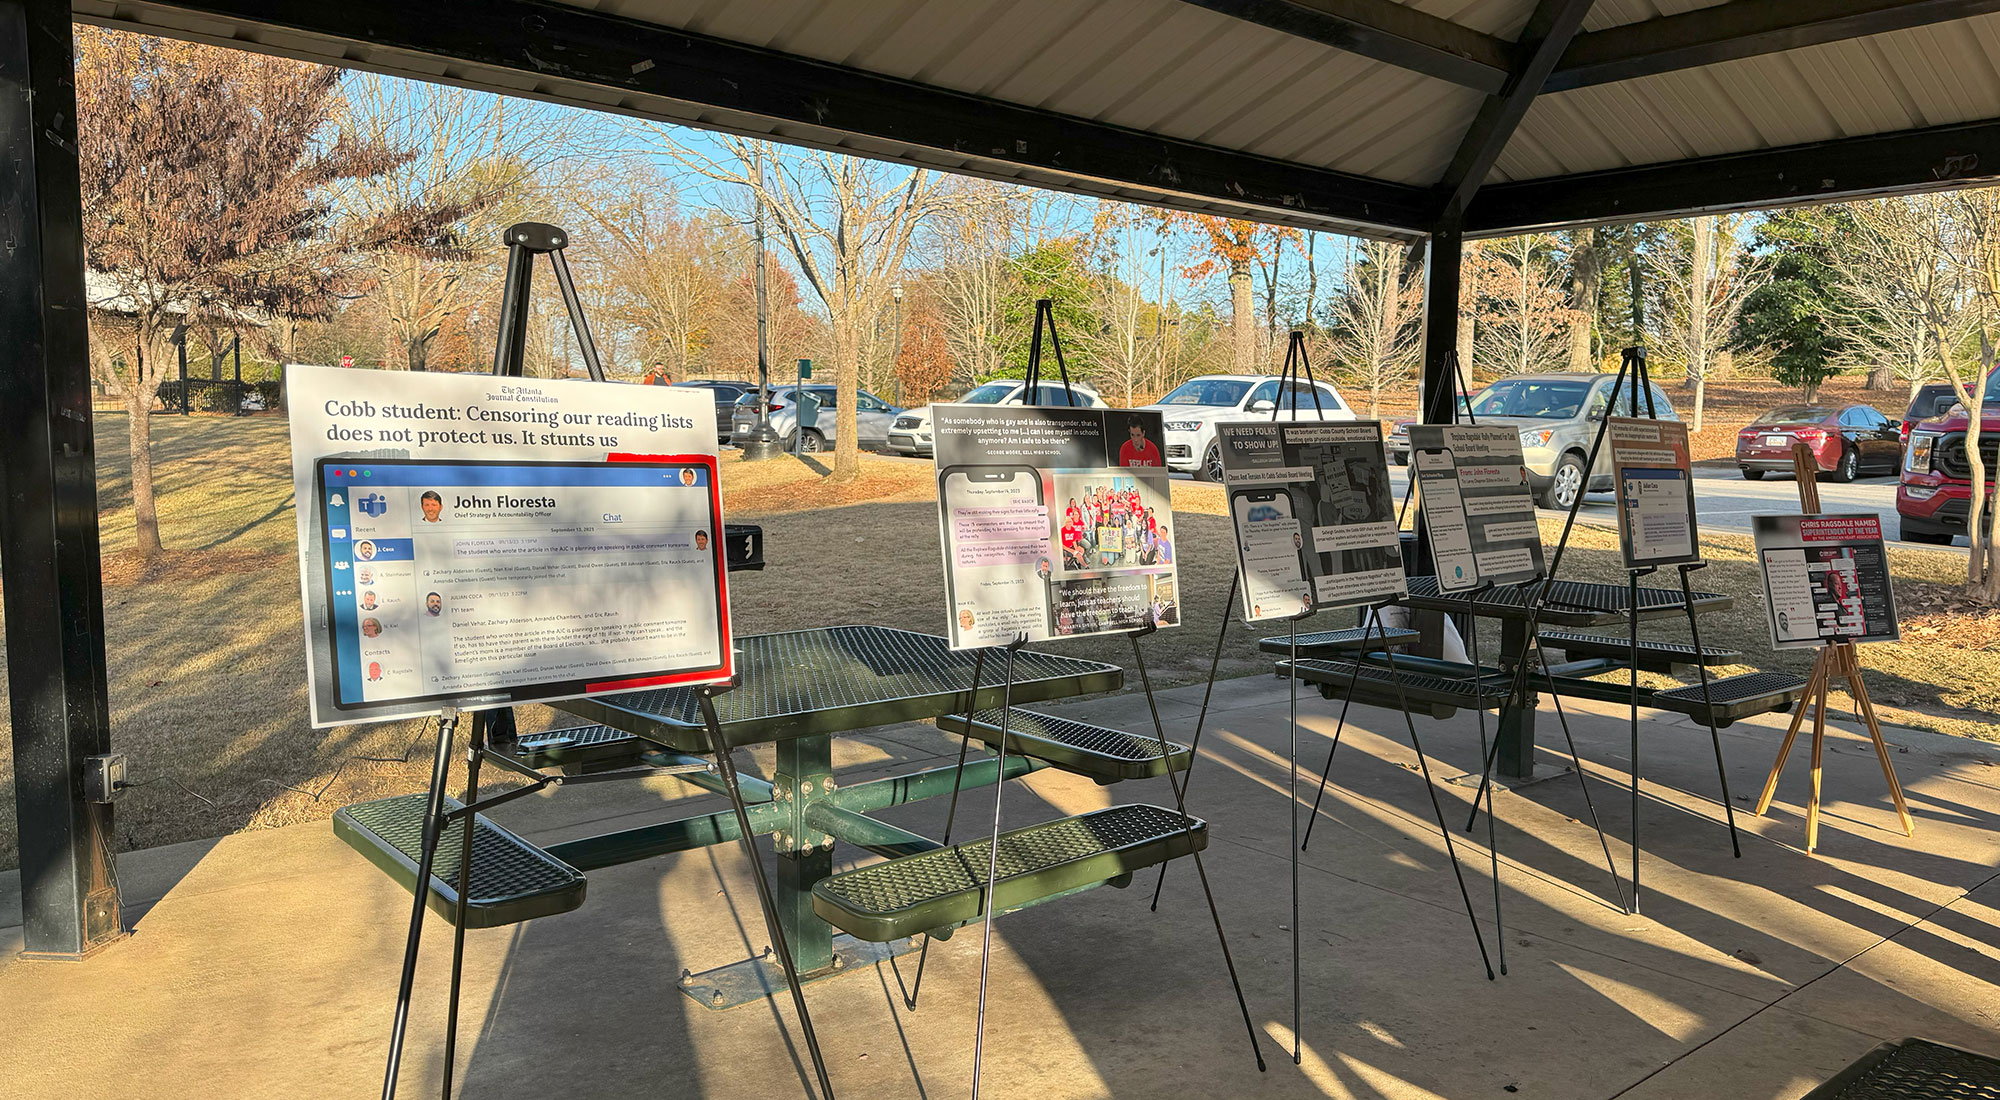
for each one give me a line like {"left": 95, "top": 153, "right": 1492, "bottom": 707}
{"left": 1921, "top": 191, "right": 2000, "bottom": 601}
{"left": 1083, "top": 204, "right": 1162, "bottom": 404}
{"left": 573, "top": 166, "right": 737, "bottom": 378}
{"left": 1563, "top": 228, "right": 1606, "bottom": 370}
{"left": 654, "top": 136, "right": 949, "bottom": 480}
{"left": 1472, "top": 234, "right": 1574, "bottom": 378}
{"left": 1831, "top": 198, "right": 1965, "bottom": 405}
{"left": 1326, "top": 238, "right": 1421, "bottom": 417}
{"left": 340, "top": 77, "right": 596, "bottom": 373}
{"left": 1648, "top": 214, "right": 1765, "bottom": 432}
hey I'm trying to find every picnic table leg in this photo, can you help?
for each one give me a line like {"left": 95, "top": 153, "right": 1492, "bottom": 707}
{"left": 1493, "top": 617, "right": 1538, "bottom": 781}
{"left": 777, "top": 735, "right": 836, "bottom": 977}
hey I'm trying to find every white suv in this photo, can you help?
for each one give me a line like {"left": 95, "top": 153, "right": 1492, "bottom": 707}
{"left": 1140, "top": 374, "right": 1355, "bottom": 480}
{"left": 887, "top": 379, "right": 1110, "bottom": 456}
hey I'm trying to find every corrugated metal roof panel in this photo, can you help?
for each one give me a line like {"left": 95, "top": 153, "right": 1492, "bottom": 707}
{"left": 1503, "top": 12, "right": 2000, "bottom": 182}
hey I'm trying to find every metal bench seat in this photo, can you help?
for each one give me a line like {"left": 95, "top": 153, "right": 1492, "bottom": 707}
{"left": 811, "top": 804, "right": 1205, "bottom": 942}
{"left": 1538, "top": 629, "right": 1740, "bottom": 673}
{"left": 511, "top": 723, "right": 645, "bottom": 771}
{"left": 935, "top": 707, "right": 1189, "bottom": 783}
{"left": 1801, "top": 1037, "right": 2000, "bottom": 1099}
{"left": 1653, "top": 671, "right": 1809, "bottom": 728}
{"left": 334, "top": 792, "right": 587, "bottom": 929}
{"left": 1280, "top": 657, "right": 1505, "bottom": 719}
{"left": 1254, "top": 626, "right": 1422, "bottom": 658}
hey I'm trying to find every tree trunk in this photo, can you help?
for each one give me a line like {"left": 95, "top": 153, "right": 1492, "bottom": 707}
{"left": 1230, "top": 260, "right": 1255, "bottom": 372}
{"left": 1692, "top": 375, "right": 1706, "bottom": 434}
{"left": 407, "top": 332, "right": 430, "bottom": 373}
{"left": 830, "top": 314, "right": 862, "bottom": 483}
{"left": 126, "top": 386, "right": 163, "bottom": 558}
{"left": 1866, "top": 364, "right": 1897, "bottom": 391}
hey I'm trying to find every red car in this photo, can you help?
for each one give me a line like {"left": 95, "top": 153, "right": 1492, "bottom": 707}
{"left": 1735, "top": 404, "right": 1902, "bottom": 482}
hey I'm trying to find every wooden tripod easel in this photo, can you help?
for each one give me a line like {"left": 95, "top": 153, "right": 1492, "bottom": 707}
{"left": 1752, "top": 444, "right": 1916, "bottom": 853}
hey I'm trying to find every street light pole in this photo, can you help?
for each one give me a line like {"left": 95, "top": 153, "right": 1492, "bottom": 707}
{"left": 740, "top": 146, "right": 781, "bottom": 461}
{"left": 890, "top": 282, "right": 905, "bottom": 407}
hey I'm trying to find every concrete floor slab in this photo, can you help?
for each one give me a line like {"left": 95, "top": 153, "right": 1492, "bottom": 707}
{"left": 5, "top": 674, "right": 1998, "bottom": 1100}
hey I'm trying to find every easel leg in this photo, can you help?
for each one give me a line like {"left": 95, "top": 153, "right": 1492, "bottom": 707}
{"left": 1755, "top": 649, "right": 1825, "bottom": 817}
{"left": 1464, "top": 607, "right": 1505, "bottom": 975}
{"left": 696, "top": 691, "right": 836, "bottom": 1100}
{"left": 1532, "top": 640, "right": 1629, "bottom": 913}
{"left": 1841, "top": 645, "right": 1915, "bottom": 837}
{"left": 1127, "top": 631, "right": 1268, "bottom": 1072}
{"left": 441, "top": 710, "right": 492, "bottom": 1099}
{"left": 381, "top": 710, "right": 461, "bottom": 1100}
{"left": 1379, "top": 639, "right": 1496, "bottom": 981}
{"left": 1301, "top": 611, "right": 1372, "bottom": 850}
{"left": 1808, "top": 662, "right": 1829, "bottom": 854}
{"left": 1286, "top": 621, "right": 1303, "bottom": 1062}
{"left": 904, "top": 647, "right": 988, "bottom": 1010}
{"left": 1679, "top": 566, "right": 1741, "bottom": 858}
{"left": 970, "top": 643, "right": 1020, "bottom": 1100}
{"left": 1151, "top": 574, "right": 1235, "bottom": 907}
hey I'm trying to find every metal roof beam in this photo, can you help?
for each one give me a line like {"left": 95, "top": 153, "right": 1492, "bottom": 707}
{"left": 91, "top": 0, "right": 1436, "bottom": 234}
{"left": 1546, "top": 0, "right": 2000, "bottom": 93}
{"left": 1463, "top": 116, "right": 2000, "bottom": 233}
{"left": 1434, "top": 0, "right": 1597, "bottom": 225}
{"left": 1172, "top": 0, "right": 1513, "bottom": 92}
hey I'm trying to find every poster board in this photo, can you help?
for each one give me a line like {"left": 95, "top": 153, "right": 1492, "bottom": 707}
{"left": 1609, "top": 417, "right": 1700, "bottom": 569}
{"left": 1407, "top": 424, "right": 1546, "bottom": 592}
{"left": 1215, "top": 420, "right": 1406, "bottom": 622}
{"left": 287, "top": 366, "right": 732, "bottom": 727}
{"left": 932, "top": 404, "right": 1179, "bottom": 649}
{"left": 1753, "top": 513, "right": 1900, "bottom": 649}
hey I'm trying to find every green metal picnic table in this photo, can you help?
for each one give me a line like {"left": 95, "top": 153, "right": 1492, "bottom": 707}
{"left": 548, "top": 623, "right": 1128, "bottom": 1005}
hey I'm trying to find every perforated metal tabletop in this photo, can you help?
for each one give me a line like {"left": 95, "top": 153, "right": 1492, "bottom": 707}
{"left": 562, "top": 625, "right": 1125, "bottom": 751}
{"left": 1401, "top": 576, "right": 1730, "bottom": 626}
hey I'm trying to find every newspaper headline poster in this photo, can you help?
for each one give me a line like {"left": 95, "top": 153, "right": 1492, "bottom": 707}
{"left": 1610, "top": 417, "right": 1700, "bottom": 569}
{"left": 287, "top": 366, "right": 733, "bottom": 727}
{"left": 1215, "top": 420, "right": 1405, "bottom": 622}
{"left": 1408, "top": 424, "right": 1547, "bottom": 591}
{"left": 933, "top": 404, "right": 1180, "bottom": 649}
{"left": 1753, "top": 513, "right": 1900, "bottom": 649}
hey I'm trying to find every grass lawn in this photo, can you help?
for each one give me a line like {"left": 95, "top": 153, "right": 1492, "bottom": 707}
{"left": 0, "top": 410, "right": 1993, "bottom": 868}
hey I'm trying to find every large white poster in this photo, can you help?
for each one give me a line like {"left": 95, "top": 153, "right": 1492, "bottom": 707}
{"left": 932, "top": 404, "right": 1180, "bottom": 649}
{"left": 1408, "top": 424, "right": 1546, "bottom": 591}
{"left": 287, "top": 366, "right": 732, "bottom": 727}
{"left": 1215, "top": 420, "right": 1405, "bottom": 622}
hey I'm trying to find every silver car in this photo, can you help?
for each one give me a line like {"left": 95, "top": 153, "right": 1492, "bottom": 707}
{"left": 1458, "top": 373, "right": 1679, "bottom": 510}
{"left": 730, "top": 385, "right": 902, "bottom": 452}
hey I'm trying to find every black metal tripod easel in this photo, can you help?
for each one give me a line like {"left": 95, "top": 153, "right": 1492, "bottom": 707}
{"left": 374, "top": 222, "right": 836, "bottom": 1100}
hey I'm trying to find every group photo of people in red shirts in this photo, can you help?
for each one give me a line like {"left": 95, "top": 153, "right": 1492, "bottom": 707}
{"left": 1054, "top": 475, "right": 1175, "bottom": 574}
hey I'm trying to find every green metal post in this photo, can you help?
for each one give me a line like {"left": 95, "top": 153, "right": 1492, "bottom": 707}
{"left": 777, "top": 735, "right": 836, "bottom": 975}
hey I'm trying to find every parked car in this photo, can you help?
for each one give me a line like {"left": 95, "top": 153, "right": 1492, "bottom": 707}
{"left": 1735, "top": 404, "right": 1901, "bottom": 482}
{"left": 886, "top": 380, "right": 1109, "bottom": 457}
{"left": 670, "top": 379, "right": 753, "bottom": 443}
{"left": 1385, "top": 390, "right": 1480, "bottom": 465}
{"left": 1139, "top": 374, "right": 1354, "bottom": 481}
{"left": 1901, "top": 383, "right": 1961, "bottom": 445}
{"left": 1899, "top": 371, "right": 2000, "bottom": 545}
{"left": 730, "top": 385, "right": 901, "bottom": 453}
{"left": 1459, "top": 373, "right": 1678, "bottom": 509}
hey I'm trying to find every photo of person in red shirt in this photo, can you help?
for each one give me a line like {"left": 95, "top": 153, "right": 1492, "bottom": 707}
{"left": 1117, "top": 420, "right": 1162, "bottom": 467}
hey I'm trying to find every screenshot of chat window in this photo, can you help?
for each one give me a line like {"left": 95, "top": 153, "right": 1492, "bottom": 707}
{"left": 317, "top": 458, "right": 725, "bottom": 710}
